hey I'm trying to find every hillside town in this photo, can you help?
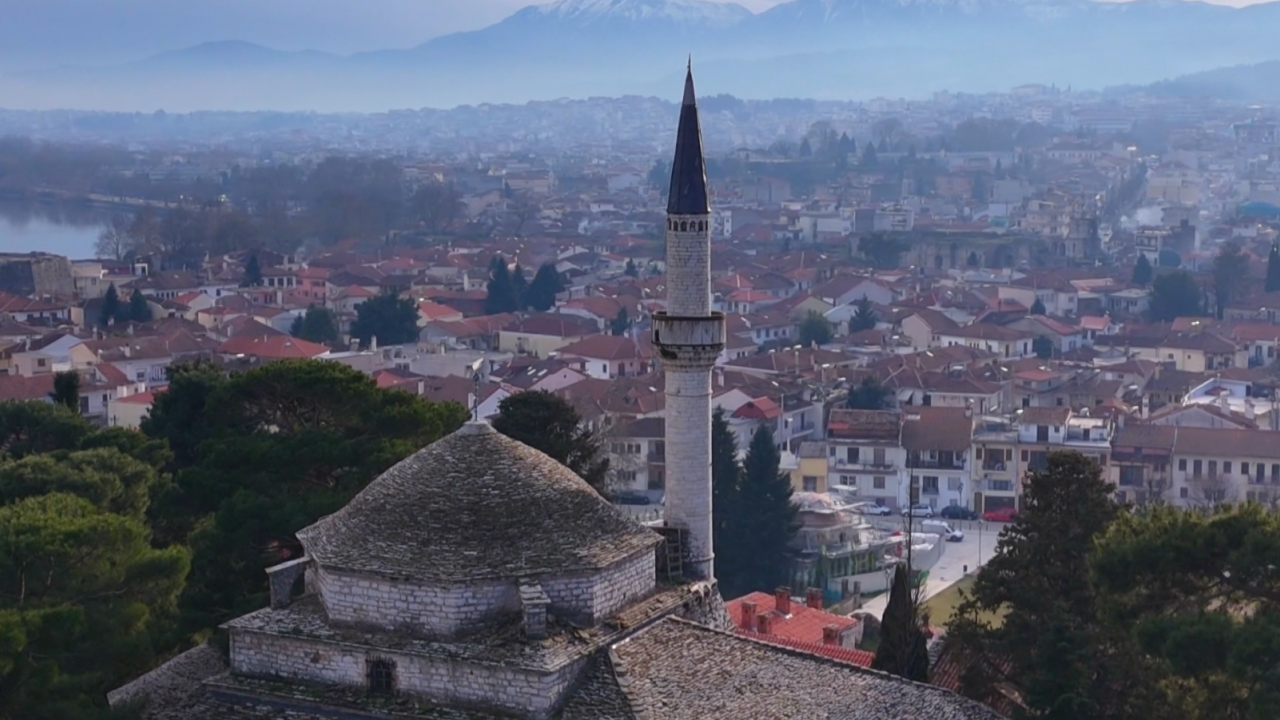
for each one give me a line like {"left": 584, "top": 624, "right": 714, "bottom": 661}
{"left": 2, "top": 77, "right": 1280, "bottom": 719}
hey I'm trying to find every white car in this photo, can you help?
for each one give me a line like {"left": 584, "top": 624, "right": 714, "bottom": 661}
{"left": 900, "top": 503, "right": 934, "bottom": 518}
{"left": 857, "top": 503, "right": 892, "bottom": 516}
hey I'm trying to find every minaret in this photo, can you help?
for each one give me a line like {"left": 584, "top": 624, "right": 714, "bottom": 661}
{"left": 654, "top": 62, "right": 725, "bottom": 581}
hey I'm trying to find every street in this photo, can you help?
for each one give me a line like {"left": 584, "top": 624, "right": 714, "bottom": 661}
{"left": 858, "top": 519, "right": 1008, "bottom": 619}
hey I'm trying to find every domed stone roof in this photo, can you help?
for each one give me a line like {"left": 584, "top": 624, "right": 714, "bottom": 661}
{"left": 297, "top": 422, "right": 661, "bottom": 582}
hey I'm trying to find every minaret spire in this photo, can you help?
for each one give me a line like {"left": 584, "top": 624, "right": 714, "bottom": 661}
{"left": 654, "top": 62, "right": 725, "bottom": 583}
{"left": 668, "top": 61, "right": 709, "bottom": 216}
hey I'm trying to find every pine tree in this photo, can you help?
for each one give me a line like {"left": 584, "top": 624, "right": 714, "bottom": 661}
{"left": 525, "top": 263, "right": 563, "bottom": 312}
{"left": 873, "top": 564, "right": 930, "bottom": 682}
{"left": 1132, "top": 253, "right": 1154, "bottom": 286}
{"left": 861, "top": 143, "right": 878, "bottom": 170}
{"left": 128, "top": 289, "right": 152, "bottom": 322}
{"left": 609, "top": 308, "right": 630, "bottom": 336}
{"left": 1030, "top": 298, "right": 1046, "bottom": 315}
{"left": 721, "top": 424, "right": 798, "bottom": 597}
{"left": 624, "top": 259, "right": 639, "bottom": 278}
{"left": 711, "top": 408, "right": 746, "bottom": 596}
{"left": 1266, "top": 243, "right": 1280, "bottom": 293}
{"left": 485, "top": 255, "right": 517, "bottom": 315}
{"left": 49, "top": 370, "right": 81, "bottom": 411}
{"left": 242, "top": 254, "right": 263, "bottom": 287}
{"left": 849, "top": 297, "right": 878, "bottom": 333}
{"left": 511, "top": 262, "right": 528, "bottom": 311}
{"left": 100, "top": 283, "right": 121, "bottom": 327}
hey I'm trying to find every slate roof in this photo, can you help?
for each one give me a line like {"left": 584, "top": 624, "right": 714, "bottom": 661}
{"left": 609, "top": 617, "right": 1008, "bottom": 720}
{"left": 296, "top": 422, "right": 661, "bottom": 581}
{"left": 666, "top": 65, "right": 709, "bottom": 216}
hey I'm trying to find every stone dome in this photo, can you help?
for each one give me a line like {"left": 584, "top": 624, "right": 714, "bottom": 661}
{"left": 297, "top": 422, "right": 661, "bottom": 582}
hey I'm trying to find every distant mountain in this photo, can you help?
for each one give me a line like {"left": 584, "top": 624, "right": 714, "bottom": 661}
{"left": 5, "top": 0, "right": 1280, "bottom": 112}
{"left": 1120, "top": 61, "right": 1280, "bottom": 102}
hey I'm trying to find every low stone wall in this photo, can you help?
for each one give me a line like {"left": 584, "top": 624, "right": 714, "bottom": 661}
{"left": 229, "top": 630, "right": 586, "bottom": 719}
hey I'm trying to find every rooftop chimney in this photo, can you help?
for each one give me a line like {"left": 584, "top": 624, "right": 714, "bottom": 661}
{"left": 774, "top": 587, "right": 792, "bottom": 615}
{"left": 519, "top": 579, "right": 550, "bottom": 641}
{"left": 756, "top": 612, "right": 772, "bottom": 635}
{"left": 806, "top": 587, "right": 823, "bottom": 610}
{"left": 739, "top": 601, "right": 757, "bottom": 631}
{"left": 822, "top": 624, "right": 841, "bottom": 646}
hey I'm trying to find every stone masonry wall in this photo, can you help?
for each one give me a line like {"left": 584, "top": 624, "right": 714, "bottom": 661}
{"left": 229, "top": 630, "right": 586, "bottom": 719}
{"left": 314, "top": 566, "right": 517, "bottom": 637}
{"left": 663, "top": 367, "right": 715, "bottom": 580}
{"left": 665, "top": 217, "right": 711, "bottom": 317}
{"left": 540, "top": 550, "right": 654, "bottom": 623}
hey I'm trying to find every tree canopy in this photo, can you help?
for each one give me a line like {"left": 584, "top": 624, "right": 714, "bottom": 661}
{"left": 847, "top": 376, "right": 891, "bottom": 410}
{"left": 128, "top": 289, "right": 152, "bottom": 323}
{"left": 713, "top": 420, "right": 798, "bottom": 599}
{"left": 1148, "top": 270, "right": 1204, "bottom": 323}
{"left": 849, "top": 297, "right": 878, "bottom": 333}
{"left": 290, "top": 305, "right": 340, "bottom": 345}
{"left": 1029, "top": 298, "right": 1046, "bottom": 315}
{"left": 349, "top": 293, "right": 418, "bottom": 347}
{"left": 490, "top": 391, "right": 610, "bottom": 495}
{"left": 873, "top": 564, "right": 929, "bottom": 682}
{"left": 524, "top": 263, "right": 563, "bottom": 312}
{"left": 1132, "top": 253, "right": 1154, "bottom": 286}
{"left": 798, "top": 311, "right": 834, "bottom": 346}
{"left": 1212, "top": 242, "right": 1249, "bottom": 319}
{"left": 50, "top": 371, "right": 80, "bottom": 411}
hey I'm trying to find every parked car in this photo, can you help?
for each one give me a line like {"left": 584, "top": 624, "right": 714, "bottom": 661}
{"left": 923, "top": 520, "right": 965, "bottom": 542}
{"left": 615, "top": 491, "right": 651, "bottom": 506}
{"left": 983, "top": 506, "right": 1019, "bottom": 522}
{"left": 940, "top": 505, "right": 979, "bottom": 521}
{"left": 858, "top": 503, "right": 893, "bottom": 516}
{"left": 900, "top": 503, "right": 934, "bottom": 518}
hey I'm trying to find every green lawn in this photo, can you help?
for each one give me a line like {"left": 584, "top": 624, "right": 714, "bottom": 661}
{"left": 922, "top": 575, "right": 1006, "bottom": 628}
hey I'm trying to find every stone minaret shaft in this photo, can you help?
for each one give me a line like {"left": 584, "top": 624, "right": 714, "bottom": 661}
{"left": 653, "top": 64, "right": 725, "bottom": 581}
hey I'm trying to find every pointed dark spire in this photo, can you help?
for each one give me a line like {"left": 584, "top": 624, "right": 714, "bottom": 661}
{"left": 667, "top": 61, "right": 709, "bottom": 216}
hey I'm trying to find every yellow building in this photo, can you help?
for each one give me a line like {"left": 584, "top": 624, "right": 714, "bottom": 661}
{"left": 791, "top": 441, "right": 830, "bottom": 493}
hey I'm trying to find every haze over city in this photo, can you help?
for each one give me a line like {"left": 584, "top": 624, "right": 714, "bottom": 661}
{"left": 1, "top": 1, "right": 1279, "bottom": 720}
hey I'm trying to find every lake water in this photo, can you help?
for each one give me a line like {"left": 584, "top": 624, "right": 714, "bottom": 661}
{"left": 0, "top": 200, "right": 106, "bottom": 259}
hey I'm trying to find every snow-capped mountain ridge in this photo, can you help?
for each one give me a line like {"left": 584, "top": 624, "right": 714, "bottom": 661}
{"left": 523, "top": 0, "right": 752, "bottom": 27}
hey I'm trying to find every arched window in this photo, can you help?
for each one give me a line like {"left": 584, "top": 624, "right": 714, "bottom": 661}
{"left": 680, "top": 220, "right": 688, "bottom": 232}
{"left": 367, "top": 657, "right": 396, "bottom": 695}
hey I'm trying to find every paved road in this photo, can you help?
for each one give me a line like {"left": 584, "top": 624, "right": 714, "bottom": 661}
{"left": 858, "top": 519, "right": 1008, "bottom": 619}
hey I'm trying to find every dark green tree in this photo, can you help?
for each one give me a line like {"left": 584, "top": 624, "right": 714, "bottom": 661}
{"left": 485, "top": 256, "right": 519, "bottom": 314}
{"left": 289, "top": 305, "right": 340, "bottom": 345}
{"left": 1132, "top": 253, "right": 1154, "bottom": 286}
{"left": 99, "top": 283, "right": 121, "bottom": 327}
{"left": 1149, "top": 270, "right": 1205, "bottom": 322}
{"left": 848, "top": 297, "right": 879, "bottom": 333}
{"left": 350, "top": 293, "right": 419, "bottom": 347}
{"left": 50, "top": 370, "right": 80, "bottom": 411}
{"left": 1267, "top": 243, "right": 1280, "bottom": 293}
{"left": 847, "top": 376, "right": 891, "bottom": 410}
{"left": 624, "top": 259, "right": 639, "bottom": 278}
{"left": 0, "top": 493, "right": 189, "bottom": 720}
{"left": 511, "top": 262, "right": 528, "bottom": 310}
{"left": 717, "top": 424, "right": 798, "bottom": 598}
{"left": 149, "top": 360, "right": 467, "bottom": 632}
{"left": 1092, "top": 503, "right": 1280, "bottom": 720}
{"left": 966, "top": 251, "right": 981, "bottom": 268}
{"left": 798, "top": 311, "right": 834, "bottom": 346}
{"left": 949, "top": 452, "right": 1172, "bottom": 720}
{"left": 610, "top": 308, "right": 631, "bottom": 337}
{"left": 872, "top": 564, "right": 929, "bottom": 682}
{"left": 0, "top": 447, "right": 159, "bottom": 522}
{"left": 128, "top": 289, "right": 152, "bottom": 322}
{"left": 0, "top": 402, "right": 96, "bottom": 460}
{"left": 1212, "top": 242, "right": 1249, "bottom": 319}
{"left": 860, "top": 143, "right": 879, "bottom": 170}
{"left": 524, "top": 263, "right": 564, "bottom": 312}
{"left": 710, "top": 407, "right": 744, "bottom": 593}
{"left": 491, "top": 391, "right": 610, "bottom": 495}
{"left": 1030, "top": 298, "right": 1047, "bottom": 315}
{"left": 140, "top": 360, "right": 225, "bottom": 472}
{"left": 1033, "top": 335, "right": 1054, "bottom": 359}
{"left": 971, "top": 172, "right": 988, "bottom": 201}
{"left": 241, "top": 254, "right": 263, "bottom": 287}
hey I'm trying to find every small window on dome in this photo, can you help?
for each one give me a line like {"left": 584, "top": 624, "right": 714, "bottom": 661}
{"left": 367, "top": 657, "right": 396, "bottom": 695}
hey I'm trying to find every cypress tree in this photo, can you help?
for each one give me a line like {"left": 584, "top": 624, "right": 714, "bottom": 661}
{"left": 872, "top": 564, "right": 930, "bottom": 682}
{"left": 525, "top": 263, "right": 563, "bottom": 312}
{"left": 128, "top": 290, "right": 152, "bottom": 322}
{"left": 100, "top": 283, "right": 121, "bottom": 327}
{"left": 511, "top": 262, "right": 528, "bottom": 311}
{"left": 485, "top": 255, "right": 516, "bottom": 315}
{"left": 1132, "top": 253, "right": 1153, "bottom": 286}
{"left": 711, "top": 408, "right": 746, "bottom": 596}
{"left": 1266, "top": 243, "right": 1280, "bottom": 293}
{"left": 725, "top": 424, "right": 799, "bottom": 596}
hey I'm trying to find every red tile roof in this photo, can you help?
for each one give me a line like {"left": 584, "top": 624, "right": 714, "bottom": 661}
{"left": 738, "top": 631, "right": 875, "bottom": 668}
{"left": 726, "top": 591, "right": 859, "bottom": 647}
{"left": 216, "top": 335, "right": 329, "bottom": 359}
{"left": 0, "top": 374, "right": 55, "bottom": 402}
{"left": 557, "top": 334, "right": 644, "bottom": 361}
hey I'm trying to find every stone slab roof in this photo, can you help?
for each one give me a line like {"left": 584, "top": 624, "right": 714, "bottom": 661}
{"left": 609, "top": 617, "right": 1008, "bottom": 719}
{"left": 296, "top": 422, "right": 660, "bottom": 582}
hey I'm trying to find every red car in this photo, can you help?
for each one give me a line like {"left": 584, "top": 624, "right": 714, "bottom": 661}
{"left": 982, "top": 507, "right": 1019, "bottom": 522}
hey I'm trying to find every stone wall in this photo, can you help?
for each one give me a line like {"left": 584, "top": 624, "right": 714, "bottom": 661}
{"left": 541, "top": 550, "right": 654, "bottom": 623}
{"left": 229, "top": 631, "right": 586, "bottom": 719}
{"left": 314, "top": 566, "right": 517, "bottom": 638}
{"left": 663, "top": 366, "right": 715, "bottom": 580}
{"left": 665, "top": 216, "right": 711, "bottom": 316}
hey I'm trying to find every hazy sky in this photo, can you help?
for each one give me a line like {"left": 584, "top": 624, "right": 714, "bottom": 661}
{"left": 0, "top": 0, "right": 1269, "bottom": 70}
